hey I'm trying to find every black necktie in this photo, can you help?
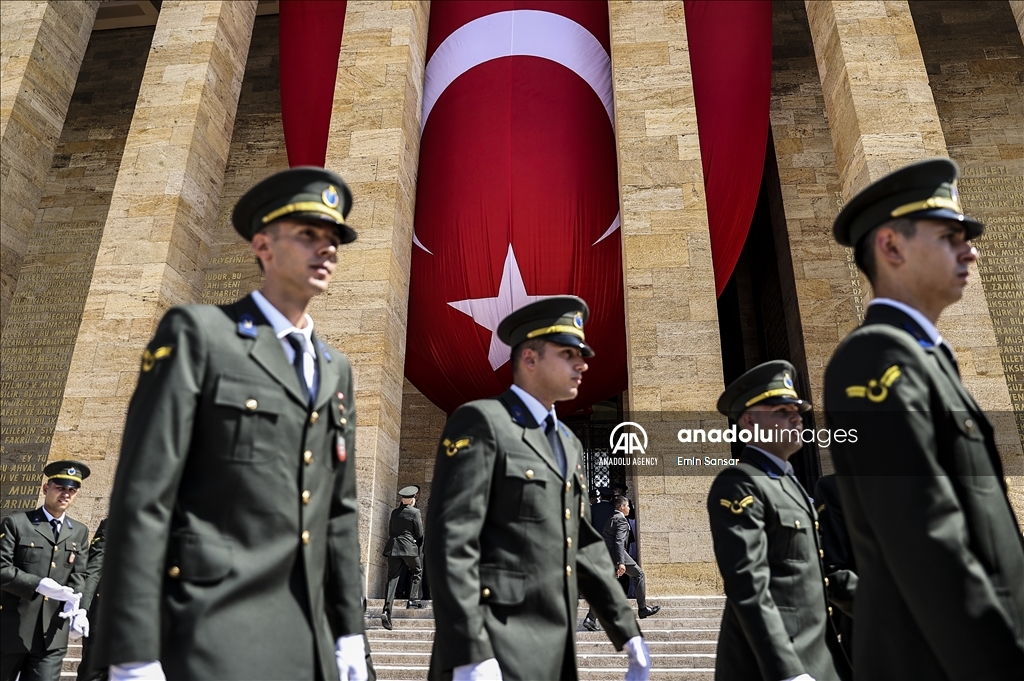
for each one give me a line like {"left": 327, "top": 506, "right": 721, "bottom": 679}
{"left": 286, "top": 334, "right": 312, "bottom": 406}
{"left": 544, "top": 415, "right": 566, "bottom": 477}
{"left": 50, "top": 519, "right": 60, "bottom": 542}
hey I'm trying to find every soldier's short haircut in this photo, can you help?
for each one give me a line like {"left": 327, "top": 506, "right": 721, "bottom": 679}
{"left": 253, "top": 222, "right": 282, "bottom": 272}
{"left": 611, "top": 494, "right": 629, "bottom": 510}
{"left": 854, "top": 217, "right": 917, "bottom": 284}
{"left": 510, "top": 338, "right": 548, "bottom": 374}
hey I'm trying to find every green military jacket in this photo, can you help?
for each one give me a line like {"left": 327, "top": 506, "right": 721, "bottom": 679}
{"left": 383, "top": 505, "right": 422, "bottom": 557}
{"left": 96, "top": 295, "right": 364, "bottom": 680}
{"left": 80, "top": 518, "right": 105, "bottom": 615}
{"left": 0, "top": 508, "right": 89, "bottom": 652}
{"left": 707, "top": 447, "right": 847, "bottom": 681}
{"left": 825, "top": 303, "right": 1024, "bottom": 680}
{"left": 425, "top": 389, "right": 640, "bottom": 681}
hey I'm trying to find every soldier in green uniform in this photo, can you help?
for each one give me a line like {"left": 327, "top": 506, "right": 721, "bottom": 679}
{"left": 381, "top": 485, "right": 424, "bottom": 630}
{"left": 425, "top": 297, "right": 651, "bottom": 681}
{"left": 1, "top": 461, "right": 92, "bottom": 681}
{"left": 707, "top": 362, "right": 852, "bottom": 681}
{"left": 95, "top": 167, "right": 369, "bottom": 681}
{"left": 77, "top": 518, "right": 106, "bottom": 681}
{"left": 824, "top": 158, "right": 1024, "bottom": 679}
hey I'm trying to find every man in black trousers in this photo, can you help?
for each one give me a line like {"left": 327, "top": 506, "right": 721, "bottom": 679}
{"left": 381, "top": 485, "right": 424, "bottom": 630}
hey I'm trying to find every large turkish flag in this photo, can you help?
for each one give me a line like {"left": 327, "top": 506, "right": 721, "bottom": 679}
{"left": 405, "top": 1, "right": 627, "bottom": 415}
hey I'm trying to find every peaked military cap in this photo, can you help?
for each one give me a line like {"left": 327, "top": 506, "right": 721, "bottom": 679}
{"left": 44, "top": 460, "right": 90, "bottom": 489}
{"left": 833, "top": 157, "right": 983, "bottom": 248}
{"left": 497, "top": 296, "right": 594, "bottom": 357}
{"left": 232, "top": 166, "right": 356, "bottom": 244}
{"left": 717, "top": 360, "right": 811, "bottom": 422}
{"left": 398, "top": 485, "right": 420, "bottom": 498}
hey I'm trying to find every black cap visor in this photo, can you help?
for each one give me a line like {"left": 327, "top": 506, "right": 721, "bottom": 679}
{"left": 909, "top": 209, "right": 984, "bottom": 240}
{"left": 264, "top": 211, "right": 358, "bottom": 244}
{"left": 756, "top": 396, "right": 812, "bottom": 412}
{"left": 541, "top": 332, "right": 595, "bottom": 357}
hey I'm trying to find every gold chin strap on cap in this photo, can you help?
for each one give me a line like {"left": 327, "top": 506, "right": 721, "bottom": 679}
{"left": 744, "top": 387, "right": 799, "bottom": 408}
{"left": 890, "top": 196, "right": 962, "bottom": 218}
{"left": 49, "top": 474, "right": 82, "bottom": 484}
{"left": 525, "top": 325, "right": 585, "bottom": 340}
{"left": 262, "top": 202, "right": 345, "bottom": 225}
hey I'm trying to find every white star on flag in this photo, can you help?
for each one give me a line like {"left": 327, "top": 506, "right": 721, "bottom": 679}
{"left": 448, "top": 244, "right": 566, "bottom": 370}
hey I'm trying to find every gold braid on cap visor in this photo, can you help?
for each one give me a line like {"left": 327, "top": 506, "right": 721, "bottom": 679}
{"left": 744, "top": 388, "right": 799, "bottom": 408}
{"left": 526, "top": 325, "right": 585, "bottom": 340}
{"left": 889, "top": 196, "right": 962, "bottom": 218}
{"left": 262, "top": 202, "right": 346, "bottom": 225}
{"left": 49, "top": 474, "right": 82, "bottom": 483}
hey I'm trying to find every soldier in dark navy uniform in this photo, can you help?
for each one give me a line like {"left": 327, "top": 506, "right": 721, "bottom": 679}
{"left": 707, "top": 362, "right": 851, "bottom": 681}
{"left": 425, "top": 297, "right": 651, "bottom": 681}
{"left": 381, "top": 485, "right": 424, "bottom": 630}
{"left": 1, "top": 461, "right": 92, "bottom": 681}
{"left": 824, "top": 158, "right": 1024, "bottom": 680}
{"left": 96, "top": 167, "right": 369, "bottom": 681}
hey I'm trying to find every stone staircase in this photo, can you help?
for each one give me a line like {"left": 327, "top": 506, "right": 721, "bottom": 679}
{"left": 366, "top": 596, "right": 723, "bottom": 681}
{"left": 60, "top": 596, "right": 723, "bottom": 680}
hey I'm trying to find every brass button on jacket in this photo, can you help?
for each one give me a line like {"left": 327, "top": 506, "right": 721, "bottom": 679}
{"left": 301, "top": 530, "right": 310, "bottom": 545}
{"left": 168, "top": 566, "right": 181, "bottom": 578}
{"left": 245, "top": 399, "right": 258, "bottom": 410}
{"left": 482, "top": 588, "right": 491, "bottom": 598}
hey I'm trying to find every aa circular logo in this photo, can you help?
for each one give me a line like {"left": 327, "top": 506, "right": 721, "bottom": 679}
{"left": 609, "top": 422, "right": 648, "bottom": 455}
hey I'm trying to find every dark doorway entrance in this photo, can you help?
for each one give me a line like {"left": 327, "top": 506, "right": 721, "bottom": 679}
{"left": 716, "top": 132, "right": 821, "bottom": 490}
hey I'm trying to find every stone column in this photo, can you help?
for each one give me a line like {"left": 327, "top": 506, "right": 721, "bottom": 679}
{"left": 609, "top": 0, "right": 726, "bottom": 594}
{"left": 0, "top": 0, "right": 98, "bottom": 329}
{"left": 320, "top": 0, "right": 430, "bottom": 595}
{"left": 1010, "top": 1, "right": 1024, "bottom": 42}
{"left": 768, "top": 1, "right": 862, "bottom": 434}
{"left": 48, "top": 0, "right": 258, "bottom": 523}
{"left": 805, "top": 1, "right": 1019, "bottom": 449}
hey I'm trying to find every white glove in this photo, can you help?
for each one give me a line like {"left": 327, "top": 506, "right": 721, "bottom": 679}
{"left": 453, "top": 657, "right": 503, "bottom": 681}
{"left": 783, "top": 675, "right": 816, "bottom": 681}
{"left": 35, "top": 577, "right": 77, "bottom": 604}
{"left": 67, "top": 610, "right": 89, "bottom": 639}
{"left": 335, "top": 634, "right": 368, "bottom": 681}
{"left": 623, "top": 635, "right": 652, "bottom": 681}
{"left": 109, "top": 662, "right": 167, "bottom": 681}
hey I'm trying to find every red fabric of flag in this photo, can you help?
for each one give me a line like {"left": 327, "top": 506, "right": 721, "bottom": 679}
{"left": 405, "top": 0, "right": 627, "bottom": 415}
{"left": 278, "top": 0, "right": 348, "bottom": 168}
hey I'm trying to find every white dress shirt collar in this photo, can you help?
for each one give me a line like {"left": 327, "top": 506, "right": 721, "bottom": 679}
{"left": 747, "top": 445, "right": 795, "bottom": 477}
{"left": 251, "top": 290, "right": 315, "bottom": 353}
{"left": 41, "top": 506, "right": 66, "bottom": 525}
{"left": 510, "top": 384, "right": 558, "bottom": 428}
{"left": 868, "top": 298, "right": 943, "bottom": 347}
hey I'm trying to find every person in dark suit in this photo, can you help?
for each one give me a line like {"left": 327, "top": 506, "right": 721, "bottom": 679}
{"left": 76, "top": 518, "right": 106, "bottom": 681}
{"left": 813, "top": 475, "right": 855, "bottom": 669}
{"left": 824, "top": 158, "right": 1024, "bottom": 680}
{"left": 95, "top": 168, "right": 368, "bottom": 681}
{"left": 381, "top": 485, "right": 424, "bottom": 630}
{"left": 425, "top": 297, "right": 651, "bottom": 681}
{"left": 708, "top": 362, "right": 851, "bottom": 681}
{"left": 589, "top": 487, "right": 615, "bottom": 534}
{"left": 604, "top": 495, "right": 659, "bottom": 621}
{"left": 1, "top": 461, "right": 92, "bottom": 681}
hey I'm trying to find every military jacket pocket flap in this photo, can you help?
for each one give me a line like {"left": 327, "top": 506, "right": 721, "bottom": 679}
{"left": 504, "top": 451, "right": 549, "bottom": 482}
{"left": 15, "top": 542, "right": 43, "bottom": 563}
{"left": 214, "top": 374, "right": 285, "bottom": 414}
{"left": 168, "top": 532, "right": 233, "bottom": 583}
{"left": 776, "top": 508, "right": 808, "bottom": 530}
{"left": 478, "top": 565, "right": 527, "bottom": 606}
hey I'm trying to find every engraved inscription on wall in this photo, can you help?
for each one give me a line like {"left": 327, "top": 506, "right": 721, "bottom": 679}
{"left": 0, "top": 27, "right": 154, "bottom": 517}
{"left": 960, "top": 164, "right": 1024, "bottom": 440}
